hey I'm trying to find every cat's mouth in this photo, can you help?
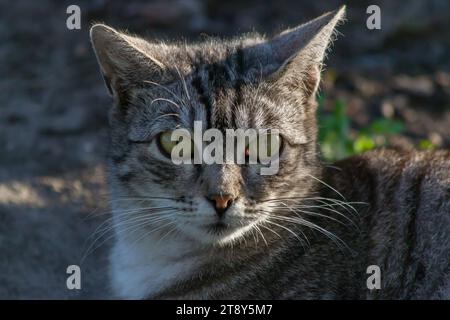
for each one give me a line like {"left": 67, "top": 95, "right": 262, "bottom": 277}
{"left": 176, "top": 201, "right": 265, "bottom": 244}
{"left": 178, "top": 215, "right": 263, "bottom": 245}
{"left": 205, "top": 221, "right": 229, "bottom": 234}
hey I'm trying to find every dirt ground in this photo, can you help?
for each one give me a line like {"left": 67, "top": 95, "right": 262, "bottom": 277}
{"left": 0, "top": 0, "right": 449, "bottom": 299}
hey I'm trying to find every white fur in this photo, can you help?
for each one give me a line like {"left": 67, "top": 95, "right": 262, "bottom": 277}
{"left": 110, "top": 230, "right": 201, "bottom": 299}
{"left": 108, "top": 194, "right": 268, "bottom": 298}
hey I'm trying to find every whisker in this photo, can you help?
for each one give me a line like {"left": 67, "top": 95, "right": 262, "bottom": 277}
{"left": 110, "top": 196, "right": 182, "bottom": 202}
{"left": 83, "top": 215, "right": 167, "bottom": 262}
{"left": 262, "top": 196, "right": 364, "bottom": 216}
{"left": 249, "top": 226, "right": 258, "bottom": 248}
{"left": 266, "top": 214, "right": 352, "bottom": 253}
{"left": 255, "top": 224, "right": 268, "bottom": 247}
{"left": 81, "top": 211, "right": 177, "bottom": 263}
{"left": 304, "top": 173, "right": 346, "bottom": 200}
{"left": 259, "top": 209, "right": 310, "bottom": 247}
{"left": 270, "top": 202, "right": 358, "bottom": 228}
{"left": 259, "top": 223, "right": 283, "bottom": 240}
{"left": 174, "top": 65, "right": 190, "bottom": 101}
{"left": 127, "top": 219, "right": 177, "bottom": 252}
{"left": 143, "top": 80, "right": 183, "bottom": 103}
{"left": 263, "top": 219, "right": 308, "bottom": 251}
{"left": 94, "top": 210, "right": 175, "bottom": 237}
{"left": 155, "top": 223, "right": 179, "bottom": 246}
{"left": 151, "top": 98, "right": 181, "bottom": 109}
{"left": 93, "top": 205, "right": 176, "bottom": 218}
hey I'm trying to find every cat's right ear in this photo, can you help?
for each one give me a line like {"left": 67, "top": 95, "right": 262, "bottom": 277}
{"left": 90, "top": 24, "right": 167, "bottom": 105}
{"left": 254, "top": 7, "right": 345, "bottom": 105}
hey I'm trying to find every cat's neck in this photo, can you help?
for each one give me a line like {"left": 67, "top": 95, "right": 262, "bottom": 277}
{"left": 109, "top": 222, "right": 275, "bottom": 299}
{"left": 110, "top": 228, "right": 210, "bottom": 299}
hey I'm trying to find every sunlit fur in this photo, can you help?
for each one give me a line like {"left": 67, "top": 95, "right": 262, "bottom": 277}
{"left": 90, "top": 7, "right": 450, "bottom": 299}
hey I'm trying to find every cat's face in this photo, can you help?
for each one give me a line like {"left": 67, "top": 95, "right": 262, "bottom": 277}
{"left": 91, "top": 8, "right": 344, "bottom": 245}
{"left": 107, "top": 74, "right": 319, "bottom": 245}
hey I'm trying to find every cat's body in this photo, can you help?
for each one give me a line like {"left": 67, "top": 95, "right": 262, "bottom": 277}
{"left": 90, "top": 7, "right": 450, "bottom": 299}
{"left": 110, "top": 148, "right": 450, "bottom": 299}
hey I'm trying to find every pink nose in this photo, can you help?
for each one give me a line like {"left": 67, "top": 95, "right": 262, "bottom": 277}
{"left": 207, "top": 195, "right": 235, "bottom": 217}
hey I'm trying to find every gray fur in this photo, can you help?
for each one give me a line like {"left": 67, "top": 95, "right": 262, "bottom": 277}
{"left": 90, "top": 6, "right": 450, "bottom": 299}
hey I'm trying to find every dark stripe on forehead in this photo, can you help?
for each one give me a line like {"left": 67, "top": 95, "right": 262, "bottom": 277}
{"left": 208, "top": 61, "right": 232, "bottom": 130}
{"left": 236, "top": 46, "right": 245, "bottom": 72}
{"left": 209, "top": 62, "right": 232, "bottom": 89}
{"left": 232, "top": 46, "right": 245, "bottom": 127}
{"left": 191, "top": 68, "right": 212, "bottom": 128}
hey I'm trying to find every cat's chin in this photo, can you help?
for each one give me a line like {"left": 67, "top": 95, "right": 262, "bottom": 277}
{"left": 180, "top": 220, "right": 258, "bottom": 246}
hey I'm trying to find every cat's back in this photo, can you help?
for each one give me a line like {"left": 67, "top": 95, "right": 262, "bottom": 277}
{"left": 329, "top": 148, "right": 450, "bottom": 205}
{"left": 326, "top": 148, "right": 450, "bottom": 299}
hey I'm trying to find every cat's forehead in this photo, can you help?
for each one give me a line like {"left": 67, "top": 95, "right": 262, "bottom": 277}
{"left": 128, "top": 40, "right": 307, "bottom": 143}
{"left": 130, "top": 78, "right": 305, "bottom": 145}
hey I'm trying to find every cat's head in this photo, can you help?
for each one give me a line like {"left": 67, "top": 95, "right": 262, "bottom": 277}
{"left": 90, "top": 7, "right": 345, "bottom": 246}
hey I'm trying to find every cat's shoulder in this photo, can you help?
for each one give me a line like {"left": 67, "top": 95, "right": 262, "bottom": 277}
{"left": 325, "top": 147, "right": 450, "bottom": 199}
{"left": 331, "top": 147, "right": 449, "bottom": 176}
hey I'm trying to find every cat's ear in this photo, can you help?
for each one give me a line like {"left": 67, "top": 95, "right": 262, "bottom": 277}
{"left": 90, "top": 24, "right": 168, "bottom": 105}
{"left": 264, "top": 6, "right": 345, "bottom": 102}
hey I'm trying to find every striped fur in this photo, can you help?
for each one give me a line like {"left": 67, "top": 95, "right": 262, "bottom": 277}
{"left": 90, "top": 7, "right": 450, "bottom": 299}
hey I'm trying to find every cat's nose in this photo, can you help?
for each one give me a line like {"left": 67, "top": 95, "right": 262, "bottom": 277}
{"left": 207, "top": 194, "right": 235, "bottom": 218}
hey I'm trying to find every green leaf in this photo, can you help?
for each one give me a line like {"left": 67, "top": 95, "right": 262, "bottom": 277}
{"left": 418, "top": 139, "right": 435, "bottom": 150}
{"left": 353, "top": 135, "right": 376, "bottom": 153}
{"left": 318, "top": 96, "right": 406, "bottom": 161}
{"left": 368, "top": 119, "right": 404, "bottom": 135}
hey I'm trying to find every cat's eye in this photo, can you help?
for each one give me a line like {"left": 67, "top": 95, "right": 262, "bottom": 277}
{"left": 246, "top": 133, "right": 282, "bottom": 163}
{"left": 157, "top": 131, "right": 193, "bottom": 159}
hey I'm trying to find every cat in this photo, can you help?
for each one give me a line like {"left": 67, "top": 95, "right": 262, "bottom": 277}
{"left": 90, "top": 6, "right": 450, "bottom": 299}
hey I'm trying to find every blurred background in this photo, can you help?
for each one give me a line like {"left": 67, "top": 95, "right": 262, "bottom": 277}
{"left": 0, "top": 0, "right": 449, "bottom": 299}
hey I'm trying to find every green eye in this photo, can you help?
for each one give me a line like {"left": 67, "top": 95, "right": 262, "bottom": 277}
{"left": 158, "top": 132, "right": 178, "bottom": 157}
{"left": 157, "top": 131, "right": 193, "bottom": 159}
{"left": 259, "top": 133, "right": 281, "bottom": 159}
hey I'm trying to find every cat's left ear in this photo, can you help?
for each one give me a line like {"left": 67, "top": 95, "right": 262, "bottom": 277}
{"left": 90, "top": 24, "right": 170, "bottom": 105}
{"left": 263, "top": 6, "right": 345, "bottom": 103}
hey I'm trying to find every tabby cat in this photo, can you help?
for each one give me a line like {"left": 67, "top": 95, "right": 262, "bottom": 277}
{"left": 90, "top": 6, "right": 450, "bottom": 299}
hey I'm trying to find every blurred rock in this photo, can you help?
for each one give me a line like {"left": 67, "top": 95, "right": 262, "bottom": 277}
{"left": 381, "top": 100, "right": 395, "bottom": 118}
{"left": 352, "top": 75, "right": 384, "bottom": 97}
{"left": 393, "top": 75, "right": 435, "bottom": 97}
{"left": 428, "top": 132, "right": 443, "bottom": 147}
{"left": 390, "top": 94, "right": 410, "bottom": 110}
{"left": 435, "top": 71, "right": 450, "bottom": 95}
{"left": 388, "top": 135, "right": 416, "bottom": 150}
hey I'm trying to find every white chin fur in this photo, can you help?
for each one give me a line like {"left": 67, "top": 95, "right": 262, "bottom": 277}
{"left": 110, "top": 230, "right": 201, "bottom": 299}
{"left": 109, "top": 205, "right": 265, "bottom": 298}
